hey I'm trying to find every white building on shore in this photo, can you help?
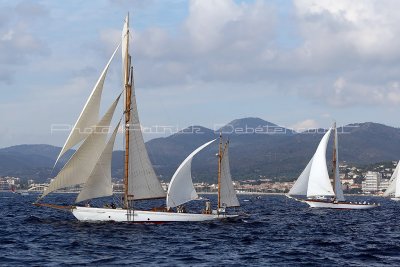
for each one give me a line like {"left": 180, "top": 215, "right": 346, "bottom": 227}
{"left": 362, "top": 171, "right": 386, "bottom": 194}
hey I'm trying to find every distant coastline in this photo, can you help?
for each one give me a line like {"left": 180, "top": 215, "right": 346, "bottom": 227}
{"left": 1, "top": 190, "right": 383, "bottom": 197}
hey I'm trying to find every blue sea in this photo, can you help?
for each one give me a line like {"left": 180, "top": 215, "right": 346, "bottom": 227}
{"left": 0, "top": 192, "right": 398, "bottom": 266}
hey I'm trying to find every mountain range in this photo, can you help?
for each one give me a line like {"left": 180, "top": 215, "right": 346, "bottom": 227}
{"left": 1, "top": 117, "right": 400, "bottom": 183}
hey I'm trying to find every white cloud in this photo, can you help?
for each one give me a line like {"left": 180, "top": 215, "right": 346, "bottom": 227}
{"left": 4, "top": 0, "right": 400, "bottom": 147}
{"left": 110, "top": 0, "right": 400, "bottom": 109}
{"left": 282, "top": 0, "right": 400, "bottom": 107}
{"left": 290, "top": 119, "right": 319, "bottom": 132}
{"left": 185, "top": 0, "right": 242, "bottom": 52}
{"left": 105, "top": 0, "right": 277, "bottom": 88}
{"left": 1, "top": 29, "right": 13, "bottom": 41}
{"left": 0, "top": 1, "right": 49, "bottom": 84}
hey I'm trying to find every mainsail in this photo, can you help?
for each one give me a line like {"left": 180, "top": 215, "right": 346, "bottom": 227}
{"left": 166, "top": 139, "right": 216, "bottom": 208}
{"left": 41, "top": 95, "right": 121, "bottom": 198}
{"left": 122, "top": 15, "right": 166, "bottom": 200}
{"left": 333, "top": 125, "right": 345, "bottom": 201}
{"left": 220, "top": 143, "right": 240, "bottom": 207}
{"left": 383, "top": 161, "right": 400, "bottom": 197}
{"left": 76, "top": 121, "right": 121, "bottom": 203}
{"left": 54, "top": 44, "right": 120, "bottom": 167}
{"left": 127, "top": 90, "right": 166, "bottom": 200}
{"left": 289, "top": 129, "right": 335, "bottom": 197}
{"left": 307, "top": 128, "right": 335, "bottom": 197}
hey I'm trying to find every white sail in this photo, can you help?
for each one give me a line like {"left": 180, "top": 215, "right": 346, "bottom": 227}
{"left": 383, "top": 161, "right": 400, "bottom": 197}
{"left": 220, "top": 143, "right": 240, "bottom": 207}
{"left": 306, "top": 129, "right": 335, "bottom": 197}
{"left": 122, "top": 15, "right": 130, "bottom": 83}
{"left": 76, "top": 121, "right": 121, "bottom": 203}
{"left": 123, "top": 16, "right": 166, "bottom": 200}
{"left": 333, "top": 126, "right": 345, "bottom": 201}
{"left": 394, "top": 165, "right": 400, "bottom": 198}
{"left": 54, "top": 44, "right": 120, "bottom": 166}
{"left": 41, "top": 95, "right": 121, "bottom": 198}
{"left": 167, "top": 139, "right": 216, "bottom": 208}
{"left": 288, "top": 156, "right": 313, "bottom": 196}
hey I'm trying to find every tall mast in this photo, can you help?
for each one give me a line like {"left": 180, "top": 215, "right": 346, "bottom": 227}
{"left": 332, "top": 122, "right": 337, "bottom": 197}
{"left": 123, "top": 14, "right": 131, "bottom": 209}
{"left": 217, "top": 133, "right": 222, "bottom": 209}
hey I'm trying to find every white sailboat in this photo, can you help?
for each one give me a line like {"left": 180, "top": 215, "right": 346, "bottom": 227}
{"left": 288, "top": 123, "right": 379, "bottom": 209}
{"left": 35, "top": 15, "right": 240, "bottom": 222}
{"left": 382, "top": 161, "right": 400, "bottom": 201}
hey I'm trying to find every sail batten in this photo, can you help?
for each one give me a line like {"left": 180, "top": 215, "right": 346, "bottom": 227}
{"left": 167, "top": 139, "right": 216, "bottom": 208}
{"left": 220, "top": 143, "right": 240, "bottom": 207}
{"left": 76, "top": 121, "right": 121, "bottom": 203}
{"left": 41, "top": 95, "right": 121, "bottom": 198}
{"left": 54, "top": 43, "right": 121, "bottom": 167}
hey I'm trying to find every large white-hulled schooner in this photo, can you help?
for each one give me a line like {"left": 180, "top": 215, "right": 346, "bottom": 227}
{"left": 288, "top": 123, "right": 379, "bottom": 209}
{"left": 35, "top": 15, "right": 240, "bottom": 222}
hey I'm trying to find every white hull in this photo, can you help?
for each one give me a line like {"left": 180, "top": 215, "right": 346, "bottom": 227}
{"left": 391, "top": 198, "right": 400, "bottom": 201}
{"left": 304, "top": 200, "right": 378, "bottom": 210}
{"left": 72, "top": 206, "right": 239, "bottom": 222}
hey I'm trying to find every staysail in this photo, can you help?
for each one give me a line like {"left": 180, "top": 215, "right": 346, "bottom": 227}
{"left": 288, "top": 156, "right": 313, "bottom": 196}
{"left": 54, "top": 44, "right": 120, "bottom": 167}
{"left": 167, "top": 139, "right": 216, "bottom": 208}
{"left": 41, "top": 95, "right": 121, "bottom": 198}
{"left": 76, "top": 121, "right": 121, "bottom": 203}
{"left": 220, "top": 143, "right": 240, "bottom": 207}
{"left": 383, "top": 161, "right": 400, "bottom": 197}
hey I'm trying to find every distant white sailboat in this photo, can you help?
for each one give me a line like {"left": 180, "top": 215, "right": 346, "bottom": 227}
{"left": 382, "top": 161, "right": 400, "bottom": 201}
{"left": 34, "top": 15, "right": 240, "bottom": 222}
{"left": 288, "top": 123, "right": 379, "bottom": 209}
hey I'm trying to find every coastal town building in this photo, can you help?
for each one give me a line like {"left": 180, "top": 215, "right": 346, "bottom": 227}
{"left": 1, "top": 161, "right": 397, "bottom": 195}
{"left": 361, "top": 171, "right": 383, "bottom": 193}
{"left": 0, "top": 176, "right": 20, "bottom": 191}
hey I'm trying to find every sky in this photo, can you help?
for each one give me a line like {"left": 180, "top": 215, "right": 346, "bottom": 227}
{"left": 1, "top": 0, "right": 400, "bottom": 148}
